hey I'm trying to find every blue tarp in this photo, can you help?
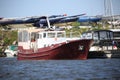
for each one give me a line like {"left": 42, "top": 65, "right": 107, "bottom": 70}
{"left": 78, "top": 16, "right": 101, "bottom": 22}
{"left": 9, "top": 45, "right": 18, "bottom": 51}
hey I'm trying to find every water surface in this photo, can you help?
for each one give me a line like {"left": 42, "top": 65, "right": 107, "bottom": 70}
{"left": 0, "top": 58, "right": 120, "bottom": 80}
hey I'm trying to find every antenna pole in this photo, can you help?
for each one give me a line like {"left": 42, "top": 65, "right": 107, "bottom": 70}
{"left": 46, "top": 16, "right": 51, "bottom": 29}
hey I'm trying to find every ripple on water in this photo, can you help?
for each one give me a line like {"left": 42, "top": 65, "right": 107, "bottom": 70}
{"left": 0, "top": 58, "right": 120, "bottom": 80}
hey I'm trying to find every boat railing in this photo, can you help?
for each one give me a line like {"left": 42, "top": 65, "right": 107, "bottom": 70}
{"left": 66, "top": 31, "right": 80, "bottom": 38}
{"left": 91, "top": 39, "right": 120, "bottom": 51}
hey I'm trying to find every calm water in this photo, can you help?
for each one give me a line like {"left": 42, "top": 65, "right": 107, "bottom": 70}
{"left": 0, "top": 58, "right": 120, "bottom": 80}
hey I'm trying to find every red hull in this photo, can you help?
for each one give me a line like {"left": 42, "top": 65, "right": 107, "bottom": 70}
{"left": 17, "top": 39, "right": 93, "bottom": 60}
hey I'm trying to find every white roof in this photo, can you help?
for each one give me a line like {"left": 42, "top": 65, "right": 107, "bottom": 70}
{"left": 109, "top": 29, "right": 120, "bottom": 32}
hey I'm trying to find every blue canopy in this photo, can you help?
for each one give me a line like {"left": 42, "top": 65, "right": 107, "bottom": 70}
{"left": 78, "top": 16, "right": 101, "bottom": 22}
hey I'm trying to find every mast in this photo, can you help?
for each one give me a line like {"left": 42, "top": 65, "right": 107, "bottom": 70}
{"left": 104, "top": 0, "right": 115, "bottom": 28}
{"left": 46, "top": 16, "right": 51, "bottom": 29}
{"left": 104, "top": 0, "right": 112, "bottom": 16}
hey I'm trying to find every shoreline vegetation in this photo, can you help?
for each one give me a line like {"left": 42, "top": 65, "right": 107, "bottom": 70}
{"left": 0, "top": 30, "right": 17, "bottom": 56}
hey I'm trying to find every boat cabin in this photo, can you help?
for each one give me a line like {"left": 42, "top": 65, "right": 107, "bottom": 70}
{"left": 81, "top": 30, "right": 113, "bottom": 40}
{"left": 18, "top": 29, "right": 67, "bottom": 51}
{"left": 80, "top": 30, "right": 118, "bottom": 51}
{"left": 110, "top": 29, "right": 120, "bottom": 40}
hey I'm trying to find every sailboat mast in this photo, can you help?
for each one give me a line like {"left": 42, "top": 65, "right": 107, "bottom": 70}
{"left": 104, "top": 0, "right": 115, "bottom": 28}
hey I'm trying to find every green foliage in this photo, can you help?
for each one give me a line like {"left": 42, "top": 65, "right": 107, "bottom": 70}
{"left": 71, "top": 22, "right": 80, "bottom": 27}
{"left": 3, "top": 38, "right": 11, "bottom": 45}
{"left": 0, "top": 30, "right": 17, "bottom": 51}
{"left": 65, "top": 26, "right": 89, "bottom": 37}
{"left": 0, "top": 48, "right": 2, "bottom": 52}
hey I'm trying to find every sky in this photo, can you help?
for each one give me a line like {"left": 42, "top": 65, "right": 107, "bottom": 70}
{"left": 0, "top": 0, "right": 120, "bottom": 18}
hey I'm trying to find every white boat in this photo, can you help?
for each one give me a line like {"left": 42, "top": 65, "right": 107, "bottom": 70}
{"left": 81, "top": 29, "right": 120, "bottom": 58}
{"left": 4, "top": 45, "right": 18, "bottom": 57}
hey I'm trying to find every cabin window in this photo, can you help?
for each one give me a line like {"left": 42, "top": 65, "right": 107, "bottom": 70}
{"left": 110, "top": 32, "right": 113, "bottom": 39}
{"left": 18, "top": 32, "right": 22, "bottom": 42}
{"left": 57, "top": 32, "right": 64, "bottom": 38}
{"left": 86, "top": 33, "right": 92, "bottom": 39}
{"left": 113, "top": 32, "right": 120, "bottom": 38}
{"left": 93, "top": 32, "right": 98, "bottom": 40}
{"left": 99, "top": 31, "right": 107, "bottom": 40}
{"left": 106, "top": 32, "right": 110, "bottom": 39}
{"left": 23, "top": 31, "right": 29, "bottom": 42}
{"left": 39, "top": 34, "right": 42, "bottom": 39}
{"left": 43, "top": 33, "right": 46, "bottom": 38}
{"left": 36, "top": 34, "right": 42, "bottom": 39}
{"left": 18, "top": 31, "right": 29, "bottom": 42}
{"left": 106, "top": 31, "right": 113, "bottom": 39}
{"left": 31, "top": 32, "right": 36, "bottom": 42}
{"left": 81, "top": 33, "right": 86, "bottom": 39}
{"left": 36, "top": 34, "right": 39, "bottom": 39}
{"left": 47, "top": 33, "right": 55, "bottom": 38}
